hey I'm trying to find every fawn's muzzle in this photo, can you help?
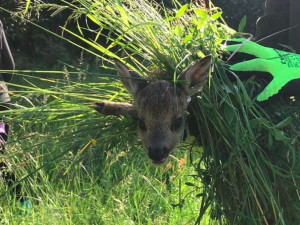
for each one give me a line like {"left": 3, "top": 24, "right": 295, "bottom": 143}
{"left": 148, "top": 147, "right": 169, "bottom": 164}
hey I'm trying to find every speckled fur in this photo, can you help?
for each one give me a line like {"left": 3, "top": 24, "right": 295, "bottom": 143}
{"left": 135, "top": 81, "right": 188, "bottom": 155}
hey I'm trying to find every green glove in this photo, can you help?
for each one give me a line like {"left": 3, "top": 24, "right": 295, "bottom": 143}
{"left": 226, "top": 38, "right": 300, "bottom": 101}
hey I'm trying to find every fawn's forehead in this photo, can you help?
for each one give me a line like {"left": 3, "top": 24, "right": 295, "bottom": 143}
{"left": 135, "top": 81, "right": 187, "bottom": 119}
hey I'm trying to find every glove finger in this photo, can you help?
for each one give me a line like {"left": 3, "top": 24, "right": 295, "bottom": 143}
{"left": 229, "top": 58, "right": 272, "bottom": 73}
{"left": 256, "top": 77, "right": 290, "bottom": 101}
{"left": 225, "top": 41, "right": 275, "bottom": 59}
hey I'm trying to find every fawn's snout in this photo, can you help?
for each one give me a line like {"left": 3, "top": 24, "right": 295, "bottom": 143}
{"left": 148, "top": 147, "right": 169, "bottom": 164}
{"left": 143, "top": 125, "right": 182, "bottom": 164}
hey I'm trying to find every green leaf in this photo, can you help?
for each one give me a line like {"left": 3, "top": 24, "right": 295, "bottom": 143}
{"left": 275, "top": 117, "right": 292, "bottom": 128}
{"left": 76, "top": 20, "right": 84, "bottom": 37}
{"left": 194, "top": 8, "right": 207, "bottom": 18}
{"left": 274, "top": 131, "right": 289, "bottom": 141}
{"left": 87, "top": 14, "right": 102, "bottom": 26}
{"left": 211, "top": 11, "right": 222, "bottom": 20}
{"left": 185, "top": 135, "right": 195, "bottom": 143}
{"left": 176, "top": 4, "right": 188, "bottom": 18}
{"left": 164, "top": 16, "right": 176, "bottom": 22}
{"left": 24, "top": 0, "right": 31, "bottom": 14}
{"left": 197, "top": 50, "right": 205, "bottom": 58}
{"left": 238, "top": 15, "right": 247, "bottom": 32}
{"left": 183, "top": 33, "right": 193, "bottom": 43}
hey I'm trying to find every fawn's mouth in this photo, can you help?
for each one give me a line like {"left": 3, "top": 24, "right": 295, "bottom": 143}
{"left": 151, "top": 158, "right": 168, "bottom": 165}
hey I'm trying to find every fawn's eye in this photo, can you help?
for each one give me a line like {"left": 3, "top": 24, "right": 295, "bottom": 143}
{"left": 138, "top": 118, "right": 147, "bottom": 131}
{"left": 172, "top": 117, "right": 183, "bottom": 131}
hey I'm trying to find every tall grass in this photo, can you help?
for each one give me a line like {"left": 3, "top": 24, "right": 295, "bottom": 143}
{"left": 1, "top": 0, "right": 300, "bottom": 224}
{"left": 0, "top": 69, "right": 208, "bottom": 224}
{"left": 0, "top": 1, "right": 217, "bottom": 224}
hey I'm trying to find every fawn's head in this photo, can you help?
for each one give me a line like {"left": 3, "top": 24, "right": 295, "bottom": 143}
{"left": 113, "top": 56, "right": 211, "bottom": 164}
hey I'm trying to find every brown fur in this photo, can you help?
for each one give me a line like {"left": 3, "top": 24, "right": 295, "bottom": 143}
{"left": 135, "top": 81, "right": 188, "bottom": 158}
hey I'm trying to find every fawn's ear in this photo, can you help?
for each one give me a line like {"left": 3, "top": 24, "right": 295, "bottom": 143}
{"left": 114, "top": 60, "right": 147, "bottom": 96}
{"left": 181, "top": 55, "right": 212, "bottom": 96}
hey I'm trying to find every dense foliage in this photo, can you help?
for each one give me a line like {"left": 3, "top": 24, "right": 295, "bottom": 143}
{"left": 1, "top": 0, "right": 264, "bottom": 70}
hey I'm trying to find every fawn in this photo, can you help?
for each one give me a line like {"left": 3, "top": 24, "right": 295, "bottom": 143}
{"left": 95, "top": 56, "right": 212, "bottom": 164}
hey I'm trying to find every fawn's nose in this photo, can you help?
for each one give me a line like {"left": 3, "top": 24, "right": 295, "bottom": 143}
{"left": 148, "top": 147, "right": 169, "bottom": 164}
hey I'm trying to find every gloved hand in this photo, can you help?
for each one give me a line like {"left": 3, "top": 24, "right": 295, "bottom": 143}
{"left": 225, "top": 38, "right": 300, "bottom": 101}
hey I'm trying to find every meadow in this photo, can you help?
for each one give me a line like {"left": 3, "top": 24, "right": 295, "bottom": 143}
{"left": 1, "top": 1, "right": 215, "bottom": 224}
{"left": 0, "top": 34, "right": 210, "bottom": 225}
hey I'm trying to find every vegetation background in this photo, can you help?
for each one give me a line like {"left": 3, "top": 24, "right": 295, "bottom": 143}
{"left": 4, "top": 1, "right": 296, "bottom": 225}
